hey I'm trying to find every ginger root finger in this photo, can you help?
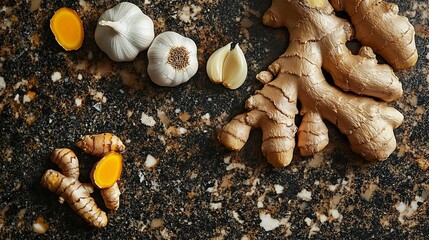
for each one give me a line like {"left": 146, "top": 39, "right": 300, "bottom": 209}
{"left": 320, "top": 24, "right": 403, "bottom": 102}
{"left": 297, "top": 112, "right": 329, "bottom": 157}
{"left": 41, "top": 170, "right": 108, "bottom": 228}
{"left": 90, "top": 151, "right": 123, "bottom": 189}
{"left": 101, "top": 182, "right": 121, "bottom": 211}
{"left": 51, "top": 148, "right": 79, "bottom": 179}
{"left": 218, "top": 113, "right": 252, "bottom": 151}
{"left": 76, "top": 133, "right": 125, "bottom": 157}
{"left": 331, "top": 0, "right": 418, "bottom": 69}
{"left": 219, "top": 0, "right": 415, "bottom": 167}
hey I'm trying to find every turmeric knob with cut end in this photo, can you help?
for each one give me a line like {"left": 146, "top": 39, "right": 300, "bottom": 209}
{"left": 50, "top": 7, "right": 84, "bottom": 51}
{"left": 91, "top": 151, "right": 122, "bottom": 189}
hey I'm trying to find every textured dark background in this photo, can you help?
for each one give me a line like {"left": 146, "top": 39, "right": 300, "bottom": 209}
{"left": 0, "top": 0, "right": 428, "bottom": 239}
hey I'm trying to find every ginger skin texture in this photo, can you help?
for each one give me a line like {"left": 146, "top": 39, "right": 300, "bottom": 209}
{"left": 218, "top": 0, "right": 417, "bottom": 168}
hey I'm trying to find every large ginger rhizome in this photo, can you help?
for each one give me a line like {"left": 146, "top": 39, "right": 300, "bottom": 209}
{"left": 219, "top": 0, "right": 417, "bottom": 167}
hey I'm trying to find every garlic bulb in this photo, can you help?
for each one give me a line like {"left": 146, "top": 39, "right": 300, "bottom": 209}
{"left": 94, "top": 2, "right": 154, "bottom": 62}
{"left": 206, "top": 43, "right": 248, "bottom": 89}
{"left": 147, "top": 31, "right": 198, "bottom": 87}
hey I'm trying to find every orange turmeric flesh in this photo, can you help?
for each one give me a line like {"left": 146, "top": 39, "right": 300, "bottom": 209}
{"left": 91, "top": 151, "right": 122, "bottom": 189}
{"left": 50, "top": 7, "right": 84, "bottom": 51}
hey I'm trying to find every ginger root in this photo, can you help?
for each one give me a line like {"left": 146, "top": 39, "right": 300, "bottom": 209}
{"left": 41, "top": 149, "right": 108, "bottom": 228}
{"left": 76, "top": 133, "right": 125, "bottom": 157}
{"left": 218, "top": 0, "right": 417, "bottom": 167}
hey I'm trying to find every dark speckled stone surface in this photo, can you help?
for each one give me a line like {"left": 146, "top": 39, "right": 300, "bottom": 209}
{"left": 0, "top": 0, "right": 428, "bottom": 239}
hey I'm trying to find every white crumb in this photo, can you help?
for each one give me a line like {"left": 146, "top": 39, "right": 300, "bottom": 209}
{"left": 274, "top": 184, "right": 284, "bottom": 194}
{"left": 144, "top": 154, "right": 158, "bottom": 168}
{"left": 141, "top": 112, "right": 156, "bottom": 127}
{"left": 51, "top": 71, "right": 61, "bottom": 82}
{"left": 259, "top": 212, "right": 280, "bottom": 231}
{"left": 297, "top": 189, "right": 312, "bottom": 201}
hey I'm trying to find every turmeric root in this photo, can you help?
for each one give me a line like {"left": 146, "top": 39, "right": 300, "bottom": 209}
{"left": 91, "top": 151, "right": 122, "bottom": 189}
{"left": 101, "top": 182, "right": 121, "bottom": 210}
{"left": 76, "top": 133, "right": 125, "bottom": 157}
{"left": 219, "top": 0, "right": 416, "bottom": 167}
{"left": 41, "top": 170, "right": 108, "bottom": 228}
{"left": 51, "top": 148, "right": 79, "bottom": 179}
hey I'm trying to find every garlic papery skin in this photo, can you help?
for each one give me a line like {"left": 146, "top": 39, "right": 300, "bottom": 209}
{"left": 94, "top": 2, "right": 154, "bottom": 62}
{"left": 147, "top": 31, "right": 198, "bottom": 87}
{"left": 206, "top": 43, "right": 248, "bottom": 90}
{"left": 206, "top": 42, "right": 232, "bottom": 84}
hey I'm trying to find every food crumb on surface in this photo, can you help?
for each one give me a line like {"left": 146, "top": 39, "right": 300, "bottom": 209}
{"left": 23, "top": 91, "right": 36, "bottom": 103}
{"left": 75, "top": 97, "right": 82, "bottom": 107}
{"left": 178, "top": 4, "right": 202, "bottom": 23}
{"left": 144, "top": 154, "right": 158, "bottom": 168}
{"left": 150, "top": 218, "right": 163, "bottom": 228}
{"left": 141, "top": 112, "right": 156, "bottom": 127}
{"left": 259, "top": 212, "right": 280, "bottom": 231}
{"left": 32, "top": 216, "right": 48, "bottom": 234}
{"left": 210, "top": 202, "right": 222, "bottom": 210}
{"left": 329, "top": 209, "right": 341, "bottom": 220}
{"left": 274, "top": 184, "right": 284, "bottom": 194}
{"left": 297, "top": 189, "right": 312, "bottom": 201}
{"left": 51, "top": 71, "right": 61, "bottom": 82}
{"left": 232, "top": 211, "right": 244, "bottom": 224}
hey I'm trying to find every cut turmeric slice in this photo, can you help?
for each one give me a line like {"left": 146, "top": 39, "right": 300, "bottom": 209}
{"left": 50, "top": 7, "right": 84, "bottom": 51}
{"left": 91, "top": 151, "right": 122, "bottom": 189}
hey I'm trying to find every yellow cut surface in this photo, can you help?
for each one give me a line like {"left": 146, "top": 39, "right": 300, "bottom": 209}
{"left": 92, "top": 152, "right": 122, "bottom": 189}
{"left": 50, "top": 7, "right": 84, "bottom": 51}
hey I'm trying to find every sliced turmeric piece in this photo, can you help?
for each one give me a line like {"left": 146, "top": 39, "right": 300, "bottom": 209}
{"left": 50, "top": 7, "right": 84, "bottom": 51}
{"left": 91, "top": 151, "right": 122, "bottom": 189}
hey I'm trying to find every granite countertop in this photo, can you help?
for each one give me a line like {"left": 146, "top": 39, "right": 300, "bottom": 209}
{"left": 0, "top": 0, "right": 428, "bottom": 239}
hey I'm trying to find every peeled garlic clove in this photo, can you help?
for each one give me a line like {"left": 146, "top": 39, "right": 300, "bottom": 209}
{"left": 222, "top": 44, "right": 248, "bottom": 90}
{"left": 94, "top": 2, "right": 155, "bottom": 62}
{"left": 206, "top": 43, "right": 248, "bottom": 89}
{"left": 206, "top": 42, "right": 232, "bottom": 84}
{"left": 147, "top": 31, "right": 198, "bottom": 87}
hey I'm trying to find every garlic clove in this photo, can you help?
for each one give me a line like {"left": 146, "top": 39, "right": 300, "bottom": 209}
{"left": 147, "top": 31, "right": 198, "bottom": 87}
{"left": 206, "top": 42, "right": 232, "bottom": 84}
{"left": 222, "top": 44, "right": 248, "bottom": 90}
{"left": 94, "top": 2, "right": 154, "bottom": 62}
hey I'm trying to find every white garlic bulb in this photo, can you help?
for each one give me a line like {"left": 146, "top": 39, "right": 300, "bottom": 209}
{"left": 94, "top": 2, "right": 154, "bottom": 62}
{"left": 206, "top": 43, "right": 248, "bottom": 89}
{"left": 147, "top": 31, "right": 198, "bottom": 87}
